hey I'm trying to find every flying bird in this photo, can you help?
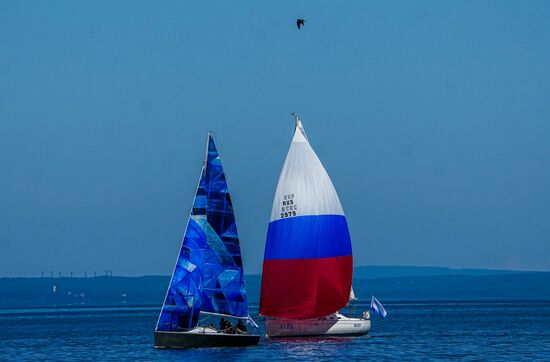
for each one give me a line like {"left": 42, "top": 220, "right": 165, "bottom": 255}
{"left": 296, "top": 18, "right": 306, "bottom": 29}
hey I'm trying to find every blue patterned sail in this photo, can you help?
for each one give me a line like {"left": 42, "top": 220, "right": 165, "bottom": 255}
{"left": 155, "top": 133, "right": 249, "bottom": 331}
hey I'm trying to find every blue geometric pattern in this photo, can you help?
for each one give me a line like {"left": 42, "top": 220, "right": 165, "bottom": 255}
{"left": 156, "top": 135, "right": 248, "bottom": 331}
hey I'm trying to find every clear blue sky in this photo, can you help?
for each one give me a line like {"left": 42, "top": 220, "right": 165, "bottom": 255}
{"left": 1, "top": 1, "right": 549, "bottom": 276}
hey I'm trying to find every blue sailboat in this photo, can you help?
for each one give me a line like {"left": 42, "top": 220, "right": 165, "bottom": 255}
{"left": 154, "top": 133, "right": 260, "bottom": 349}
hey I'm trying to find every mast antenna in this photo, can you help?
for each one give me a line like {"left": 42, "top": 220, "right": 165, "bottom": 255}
{"left": 291, "top": 112, "right": 300, "bottom": 126}
{"left": 291, "top": 112, "right": 308, "bottom": 141}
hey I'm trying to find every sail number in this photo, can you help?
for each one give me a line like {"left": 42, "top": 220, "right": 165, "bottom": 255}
{"left": 281, "top": 193, "right": 297, "bottom": 218}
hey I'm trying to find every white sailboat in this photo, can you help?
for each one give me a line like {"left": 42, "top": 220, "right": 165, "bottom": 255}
{"left": 259, "top": 116, "right": 370, "bottom": 337}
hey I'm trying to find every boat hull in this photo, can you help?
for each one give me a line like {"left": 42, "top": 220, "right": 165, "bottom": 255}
{"left": 154, "top": 331, "right": 260, "bottom": 349}
{"left": 264, "top": 313, "right": 370, "bottom": 338}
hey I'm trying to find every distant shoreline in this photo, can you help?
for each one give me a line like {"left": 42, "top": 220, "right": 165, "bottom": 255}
{"left": 3, "top": 264, "right": 548, "bottom": 279}
{"left": 2, "top": 266, "right": 549, "bottom": 309}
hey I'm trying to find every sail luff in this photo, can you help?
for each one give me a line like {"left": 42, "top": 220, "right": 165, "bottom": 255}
{"left": 154, "top": 163, "right": 205, "bottom": 332}
{"left": 203, "top": 132, "right": 212, "bottom": 167}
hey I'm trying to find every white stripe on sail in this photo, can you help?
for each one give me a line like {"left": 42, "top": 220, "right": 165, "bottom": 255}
{"left": 270, "top": 119, "right": 344, "bottom": 222}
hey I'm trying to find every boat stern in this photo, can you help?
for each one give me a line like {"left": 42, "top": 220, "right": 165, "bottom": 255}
{"left": 264, "top": 313, "right": 370, "bottom": 338}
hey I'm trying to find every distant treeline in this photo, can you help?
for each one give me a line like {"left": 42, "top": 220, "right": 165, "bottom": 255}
{"left": 1, "top": 266, "right": 549, "bottom": 308}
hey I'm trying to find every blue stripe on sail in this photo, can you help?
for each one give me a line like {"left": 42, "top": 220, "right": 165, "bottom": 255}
{"left": 264, "top": 215, "right": 352, "bottom": 260}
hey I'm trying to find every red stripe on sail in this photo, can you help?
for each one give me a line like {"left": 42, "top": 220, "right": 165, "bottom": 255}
{"left": 260, "top": 255, "right": 353, "bottom": 319}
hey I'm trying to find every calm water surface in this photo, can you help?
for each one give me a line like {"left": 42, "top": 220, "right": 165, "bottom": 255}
{"left": 1, "top": 301, "right": 549, "bottom": 361}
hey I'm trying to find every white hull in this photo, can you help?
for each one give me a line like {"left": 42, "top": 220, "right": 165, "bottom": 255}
{"left": 264, "top": 313, "right": 370, "bottom": 337}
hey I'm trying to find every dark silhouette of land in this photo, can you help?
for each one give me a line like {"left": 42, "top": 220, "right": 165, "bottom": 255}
{"left": 1, "top": 266, "right": 549, "bottom": 308}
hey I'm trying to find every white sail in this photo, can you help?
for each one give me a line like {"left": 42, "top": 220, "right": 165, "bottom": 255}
{"left": 270, "top": 118, "right": 344, "bottom": 222}
{"left": 349, "top": 287, "right": 358, "bottom": 302}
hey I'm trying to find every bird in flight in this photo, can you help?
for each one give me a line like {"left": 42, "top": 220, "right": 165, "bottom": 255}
{"left": 296, "top": 18, "right": 306, "bottom": 29}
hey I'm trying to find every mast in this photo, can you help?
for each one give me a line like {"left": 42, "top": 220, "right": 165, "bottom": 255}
{"left": 292, "top": 113, "right": 308, "bottom": 141}
{"left": 204, "top": 131, "right": 212, "bottom": 165}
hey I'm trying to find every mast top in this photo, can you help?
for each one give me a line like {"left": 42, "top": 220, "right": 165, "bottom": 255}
{"left": 204, "top": 131, "right": 216, "bottom": 165}
{"left": 291, "top": 113, "right": 308, "bottom": 142}
{"left": 291, "top": 112, "right": 302, "bottom": 128}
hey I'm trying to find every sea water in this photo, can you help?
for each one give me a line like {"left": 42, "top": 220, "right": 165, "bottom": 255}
{"left": 1, "top": 301, "right": 549, "bottom": 361}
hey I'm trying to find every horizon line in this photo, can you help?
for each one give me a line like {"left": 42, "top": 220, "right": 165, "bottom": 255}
{"left": 3, "top": 264, "right": 549, "bottom": 279}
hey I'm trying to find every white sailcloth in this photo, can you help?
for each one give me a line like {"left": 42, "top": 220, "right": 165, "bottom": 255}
{"left": 270, "top": 118, "right": 344, "bottom": 222}
{"left": 349, "top": 287, "right": 358, "bottom": 302}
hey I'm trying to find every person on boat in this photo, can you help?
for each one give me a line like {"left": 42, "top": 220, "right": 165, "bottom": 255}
{"left": 236, "top": 319, "right": 247, "bottom": 334}
{"left": 226, "top": 320, "right": 235, "bottom": 334}
{"left": 219, "top": 318, "right": 227, "bottom": 331}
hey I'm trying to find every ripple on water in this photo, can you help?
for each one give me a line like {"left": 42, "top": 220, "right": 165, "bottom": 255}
{"left": 1, "top": 301, "right": 549, "bottom": 361}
